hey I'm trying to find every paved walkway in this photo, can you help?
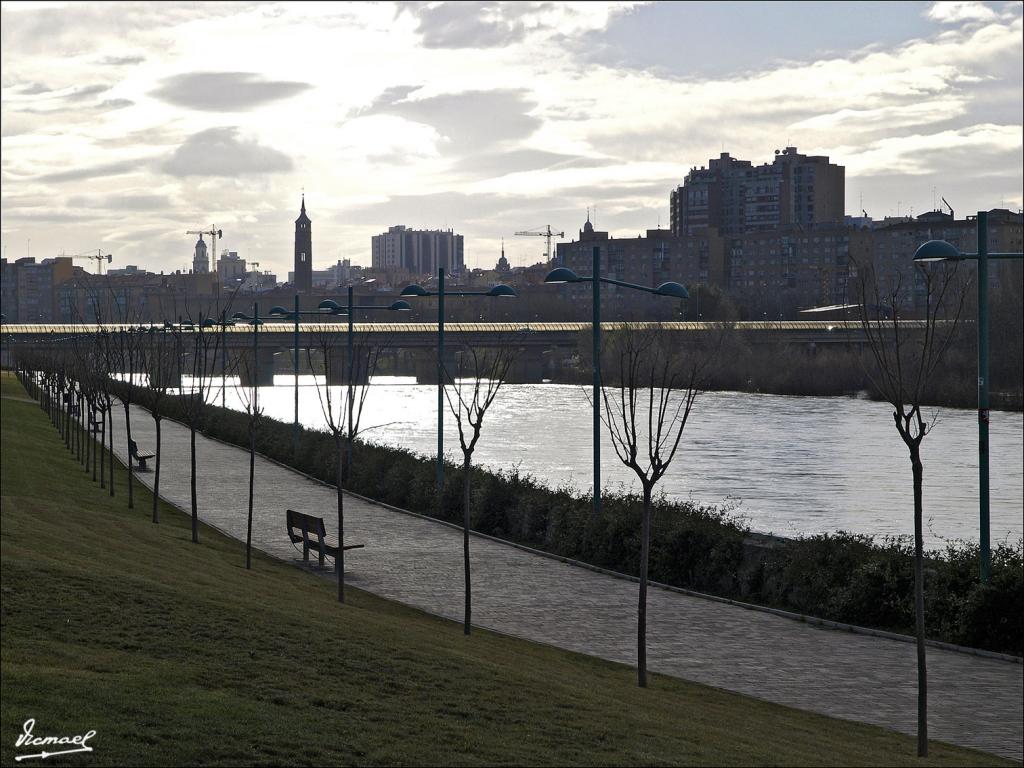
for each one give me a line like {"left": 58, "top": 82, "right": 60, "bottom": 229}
{"left": 107, "top": 404, "right": 1022, "bottom": 760}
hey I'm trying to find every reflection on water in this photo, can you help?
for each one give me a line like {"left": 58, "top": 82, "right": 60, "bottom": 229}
{"left": 195, "top": 376, "right": 1023, "bottom": 546}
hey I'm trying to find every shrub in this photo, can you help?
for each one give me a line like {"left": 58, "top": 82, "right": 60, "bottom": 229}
{"left": 120, "top": 382, "right": 1024, "bottom": 656}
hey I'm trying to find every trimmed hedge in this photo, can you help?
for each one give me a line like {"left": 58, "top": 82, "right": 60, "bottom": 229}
{"left": 129, "top": 383, "right": 1023, "bottom": 656}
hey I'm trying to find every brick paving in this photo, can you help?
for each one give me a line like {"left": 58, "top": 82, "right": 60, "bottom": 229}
{"left": 108, "top": 404, "right": 1023, "bottom": 760}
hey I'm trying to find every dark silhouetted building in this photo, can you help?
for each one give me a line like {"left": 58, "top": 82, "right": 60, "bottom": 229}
{"left": 670, "top": 147, "right": 845, "bottom": 236}
{"left": 192, "top": 235, "right": 209, "bottom": 274}
{"left": 294, "top": 195, "right": 313, "bottom": 293}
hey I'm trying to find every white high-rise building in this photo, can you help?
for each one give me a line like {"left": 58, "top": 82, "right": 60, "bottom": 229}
{"left": 371, "top": 225, "right": 464, "bottom": 275}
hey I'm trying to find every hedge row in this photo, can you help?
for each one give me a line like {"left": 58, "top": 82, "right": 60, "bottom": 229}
{"left": 131, "top": 384, "right": 1022, "bottom": 656}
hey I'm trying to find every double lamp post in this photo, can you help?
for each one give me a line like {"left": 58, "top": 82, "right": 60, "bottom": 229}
{"left": 913, "top": 209, "right": 1023, "bottom": 582}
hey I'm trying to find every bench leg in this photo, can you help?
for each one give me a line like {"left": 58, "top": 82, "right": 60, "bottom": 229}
{"left": 318, "top": 533, "right": 325, "bottom": 569}
{"left": 138, "top": 458, "right": 147, "bottom": 471}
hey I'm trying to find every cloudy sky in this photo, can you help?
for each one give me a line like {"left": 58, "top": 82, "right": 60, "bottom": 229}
{"left": 1, "top": 1, "right": 1021, "bottom": 276}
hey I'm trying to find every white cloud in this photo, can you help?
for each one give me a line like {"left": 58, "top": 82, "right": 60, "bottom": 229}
{"left": 925, "top": 1, "right": 999, "bottom": 24}
{"left": 836, "top": 124, "right": 1023, "bottom": 176}
{"left": 0, "top": 1, "right": 1020, "bottom": 275}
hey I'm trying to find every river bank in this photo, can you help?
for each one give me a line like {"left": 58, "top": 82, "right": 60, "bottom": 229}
{"left": 110, "top": 379, "right": 1024, "bottom": 656}
{"left": 550, "top": 340, "right": 1023, "bottom": 411}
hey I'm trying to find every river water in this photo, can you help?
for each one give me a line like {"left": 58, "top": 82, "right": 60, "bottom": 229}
{"left": 203, "top": 377, "right": 1023, "bottom": 547}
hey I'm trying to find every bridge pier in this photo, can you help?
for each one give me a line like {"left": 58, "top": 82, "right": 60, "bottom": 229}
{"left": 507, "top": 348, "right": 546, "bottom": 384}
{"left": 413, "top": 350, "right": 460, "bottom": 384}
{"left": 326, "top": 352, "right": 370, "bottom": 386}
{"left": 235, "top": 348, "right": 277, "bottom": 387}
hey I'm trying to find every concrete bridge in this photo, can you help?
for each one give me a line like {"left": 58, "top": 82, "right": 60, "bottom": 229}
{"left": 1, "top": 320, "right": 923, "bottom": 385}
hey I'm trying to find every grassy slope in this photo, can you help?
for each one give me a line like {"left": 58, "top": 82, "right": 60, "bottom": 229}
{"left": 0, "top": 373, "right": 1012, "bottom": 766}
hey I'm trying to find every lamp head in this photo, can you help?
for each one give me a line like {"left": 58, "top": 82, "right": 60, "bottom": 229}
{"left": 487, "top": 284, "right": 517, "bottom": 298}
{"left": 230, "top": 311, "right": 250, "bottom": 321}
{"left": 544, "top": 267, "right": 581, "bottom": 284}
{"left": 201, "top": 318, "right": 215, "bottom": 328}
{"left": 268, "top": 305, "right": 290, "bottom": 317}
{"left": 914, "top": 240, "right": 962, "bottom": 262}
{"left": 388, "top": 300, "right": 413, "bottom": 311}
{"left": 399, "top": 284, "right": 429, "bottom": 297}
{"left": 318, "top": 299, "right": 342, "bottom": 313}
{"left": 654, "top": 281, "right": 689, "bottom": 299}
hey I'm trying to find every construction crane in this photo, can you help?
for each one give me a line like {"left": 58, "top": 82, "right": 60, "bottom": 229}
{"left": 186, "top": 226, "right": 223, "bottom": 268}
{"left": 514, "top": 225, "right": 564, "bottom": 263}
{"left": 60, "top": 250, "right": 113, "bottom": 274}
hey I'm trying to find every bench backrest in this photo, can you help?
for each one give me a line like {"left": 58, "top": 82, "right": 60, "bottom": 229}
{"left": 129, "top": 439, "right": 138, "bottom": 457}
{"left": 286, "top": 509, "right": 328, "bottom": 540}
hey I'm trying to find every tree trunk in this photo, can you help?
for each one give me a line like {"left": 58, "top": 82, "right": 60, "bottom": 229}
{"left": 124, "top": 401, "right": 134, "bottom": 510}
{"left": 77, "top": 395, "right": 83, "bottom": 464}
{"left": 85, "top": 402, "right": 91, "bottom": 475}
{"left": 335, "top": 433, "right": 345, "bottom": 604}
{"left": 99, "top": 409, "right": 106, "bottom": 489}
{"left": 463, "top": 456, "right": 472, "bottom": 636}
{"left": 638, "top": 484, "right": 652, "bottom": 688}
{"left": 152, "top": 416, "right": 162, "bottom": 524}
{"left": 911, "top": 446, "right": 928, "bottom": 757}
{"left": 92, "top": 404, "right": 98, "bottom": 482}
{"left": 107, "top": 404, "right": 114, "bottom": 496}
{"left": 246, "top": 425, "right": 255, "bottom": 570}
{"left": 190, "top": 425, "right": 198, "bottom": 543}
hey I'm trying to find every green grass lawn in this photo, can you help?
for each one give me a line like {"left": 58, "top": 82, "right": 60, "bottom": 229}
{"left": 0, "top": 372, "right": 1013, "bottom": 767}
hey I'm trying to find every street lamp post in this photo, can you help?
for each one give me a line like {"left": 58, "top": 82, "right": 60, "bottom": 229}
{"left": 544, "top": 246, "right": 689, "bottom": 524}
{"left": 316, "top": 293, "right": 411, "bottom": 474}
{"left": 399, "top": 268, "right": 517, "bottom": 494}
{"left": 269, "top": 300, "right": 346, "bottom": 459}
{"left": 271, "top": 295, "right": 410, "bottom": 467}
{"left": 913, "top": 209, "right": 1024, "bottom": 582}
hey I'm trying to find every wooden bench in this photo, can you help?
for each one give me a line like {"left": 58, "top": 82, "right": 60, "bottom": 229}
{"left": 128, "top": 439, "right": 155, "bottom": 471}
{"left": 286, "top": 509, "right": 364, "bottom": 568}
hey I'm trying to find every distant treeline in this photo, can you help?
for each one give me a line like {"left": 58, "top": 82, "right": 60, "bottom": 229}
{"left": 555, "top": 322, "right": 1024, "bottom": 411}
{"left": 117, "top": 381, "right": 1023, "bottom": 656}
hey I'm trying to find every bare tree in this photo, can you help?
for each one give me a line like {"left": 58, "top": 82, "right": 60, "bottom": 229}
{"left": 141, "top": 324, "right": 176, "bottom": 523}
{"left": 853, "top": 258, "right": 968, "bottom": 757}
{"left": 93, "top": 329, "right": 118, "bottom": 497}
{"left": 231, "top": 347, "right": 264, "bottom": 570}
{"left": 306, "top": 325, "right": 388, "bottom": 604}
{"left": 178, "top": 305, "right": 224, "bottom": 544}
{"left": 598, "top": 325, "right": 718, "bottom": 687}
{"left": 113, "top": 324, "right": 143, "bottom": 510}
{"left": 442, "top": 339, "right": 518, "bottom": 635}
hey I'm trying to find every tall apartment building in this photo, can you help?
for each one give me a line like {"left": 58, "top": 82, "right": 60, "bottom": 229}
{"left": 670, "top": 147, "right": 845, "bottom": 236}
{"left": 371, "top": 225, "right": 465, "bottom": 276}
{"left": 0, "top": 256, "right": 78, "bottom": 322}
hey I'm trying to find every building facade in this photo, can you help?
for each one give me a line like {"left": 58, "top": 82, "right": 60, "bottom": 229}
{"left": 371, "top": 225, "right": 465, "bottom": 276}
{"left": 217, "top": 250, "right": 247, "bottom": 287}
{"left": 554, "top": 215, "right": 727, "bottom": 315}
{"left": 1, "top": 257, "right": 78, "bottom": 322}
{"left": 670, "top": 147, "right": 845, "bottom": 237}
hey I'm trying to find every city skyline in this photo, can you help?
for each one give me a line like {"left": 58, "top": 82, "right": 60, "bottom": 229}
{"left": 2, "top": 0, "right": 1021, "bottom": 276}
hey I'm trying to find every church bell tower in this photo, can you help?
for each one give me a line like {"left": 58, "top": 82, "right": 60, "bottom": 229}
{"left": 294, "top": 194, "right": 312, "bottom": 293}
